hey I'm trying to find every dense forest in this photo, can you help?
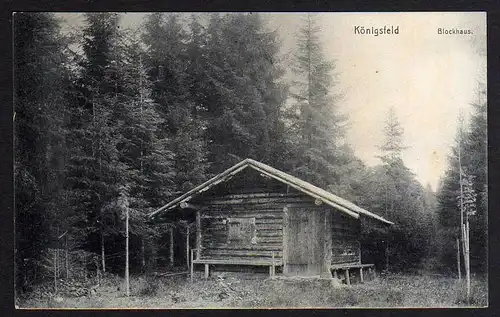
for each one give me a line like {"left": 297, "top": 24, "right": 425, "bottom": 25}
{"left": 14, "top": 12, "right": 487, "bottom": 294}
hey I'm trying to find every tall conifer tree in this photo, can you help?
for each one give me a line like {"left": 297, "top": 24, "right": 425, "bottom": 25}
{"left": 287, "top": 14, "right": 348, "bottom": 189}
{"left": 14, "top": 12, "right": 70, "bottom": 292}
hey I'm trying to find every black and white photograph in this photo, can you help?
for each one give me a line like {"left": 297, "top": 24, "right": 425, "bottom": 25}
{"left": 13, "top": 12, "right": 487, "bottom": 308}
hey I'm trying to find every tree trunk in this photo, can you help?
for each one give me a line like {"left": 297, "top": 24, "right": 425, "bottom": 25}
{"left": 169, "top": 227, "right": 174, "bottom": 267}
{"left": 385, "top": 240, "right": 389, "bottom": 272}
{"left": 65, "top": 235, "right": 69, "bottom": 279}
{"left": 53, "top": 249, "right": 57, "bottom": 293}
{"left": 465, "top": 220, "right": 471, "bottom": 302}
{"left": 186, "top": 226, "right": 190, "bottom": 270}
{"left": 101, "top": 229, "right": 106, "bottom": 273}
{"left": 141, "top": 236, "right": 146, "bottom": 273}
{"left": 456, "top": 237, "right": 461, "bottom": 280}
{"left": 125, "top": 206, "right": 130, "bottom": 297}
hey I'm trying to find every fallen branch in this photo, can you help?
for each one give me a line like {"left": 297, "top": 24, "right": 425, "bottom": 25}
{"left": 154, "top": 271, "right": 189, "bottom": 277}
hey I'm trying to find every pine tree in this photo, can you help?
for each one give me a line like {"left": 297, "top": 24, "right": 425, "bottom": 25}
{"left": 462, "top": 92, "right": 487, "bottom": 273}
{"left": 142, "top": 13, "right": 208, "bottom": 192}
{"left": 374, "top": 106, "right": 434, "bottom": 271}
{"left": 14, "top": 12, "right": 70, "bottom": 292}
{"left": 287, "top": 14, "right": 348, "bottom": 189}
{"left": 199, "top": 13, "right": 287, "bottom": 173}
{"left": 436, "top": 89, "right": 487, "bottom": 274}
{"left": 114, "top": 30, "right": 176, "bottom": 271}
{"left": 65, "top": 13, "right": 127, "bottom": 273}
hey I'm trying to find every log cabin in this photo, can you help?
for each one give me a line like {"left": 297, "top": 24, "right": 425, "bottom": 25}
{"left": 149, "top": 158, "right": 393, "bottom": 283}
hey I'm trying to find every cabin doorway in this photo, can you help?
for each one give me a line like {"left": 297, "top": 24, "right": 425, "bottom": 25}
{"left": 283, "top": 207, "right": 324, "bottom": 276}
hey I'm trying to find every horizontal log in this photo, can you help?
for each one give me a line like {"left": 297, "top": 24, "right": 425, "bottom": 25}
{"left": 203, "top": 211, "right": 284, "bottom": 217}
{"left": 257, "top": 231, "right": 283, "bottom": 237}
{"left": 203, "top": 228, "right": 227, "bottom": 234}
{"left": 205, "top": 196, "right": 315, "bottom": 205}
{"left": 202, "top": 244, "right": 282, "bottom": 251}
{"left": 204, "top": 237, "right": 282, "bottom": 247}
{"left": 203, "top": 249, "right": 283, "bottom": 257}
{"left": 204, "top": 219, "right": 283, "bottom": 227}
{"left": 256, "top": 219, "right": 283, "bottom": 225}
{"left": 256, "top": 223, "right": 283, "bottom": 230}
{"left": 203, "top": 233, "right": 227, "bottom": 240}
{"left": 203, "top": 215, "right": 283, "bottom": 223}
{"left": 202, "top": 212, "right": 283, "bottom": 219}
{"left": 204, "top": 227, "right": 284, "bottom": 236}
{"left": 217, "top": 192, "right": 305, "bottom": 199}
{"left": 257, "top": 237, "right": 283, "bottom": 243}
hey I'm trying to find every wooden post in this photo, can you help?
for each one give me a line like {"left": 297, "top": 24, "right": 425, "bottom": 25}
{"left": 360, "top": 267, "right": 364, "bottom": 283}
{"left": 169, "top": 227, "right": 174, "bottom": 267}
{"left": 196, "top": 211, "right": 201, "bottom": 259}
{"left": 204, "top": 264, "right": 209, "bottom": 279}
{"left": 186, "top": 226, "right": 190, "bottom": 271}
{"left": 385, "top": 239, "right": 389, "bottom": 272}
{"left": 101, "top": 228, "right": 106, "bottom": 273}
{"left": 465, "top": 219, "right": 471, "bottom": 302}
{"left": 53, "top": 249, "right": 57, "bottom": 293}
{"left": 271, "top": 251, "right": 275, "bottom": 277}
{"left": 282, "top": 206, "right": 288, "bottom": 275}
{"left": 358, "top": 240, "right": 362, "bottom": 265}
{"left": 84, "top": 254, "right": 87, "bottom": 283}
{"left": 56, "top": 249, "right": 59, "bottom": 280}
{"left": 457, "top": 237, "right": 462, "bottom": 280}
{"left": 65, "top": 236, "right": 69, "bottom": 279}
{"left": 457, "top": 110, "right": 470, "bottom": 302}
{"left": 140, "top": 237, "right": 146, "bottom": 273}
{"left": 345, "top": 269, "right": 350, "bottom": 285}
{"left": 125, "top": 203, "right": 129, "bottom": 297}
{"left": 190, "top": 249, "right": 194, "bottom": 282}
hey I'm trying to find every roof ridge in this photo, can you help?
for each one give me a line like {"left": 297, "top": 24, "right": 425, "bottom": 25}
{"left": 149, "top": 158, "right": 393, "bottom": 225}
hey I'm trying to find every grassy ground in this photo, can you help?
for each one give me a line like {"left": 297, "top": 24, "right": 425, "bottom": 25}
{"left": 17, "top": 271, "right": 488, "bottom": 309}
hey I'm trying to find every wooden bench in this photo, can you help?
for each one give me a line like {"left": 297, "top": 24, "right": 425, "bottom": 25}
{"left": 190, "top": 249, "right": 282, "bottom": 280}
{"left": 330, "top": 263, "right": 375, "bottom": 285}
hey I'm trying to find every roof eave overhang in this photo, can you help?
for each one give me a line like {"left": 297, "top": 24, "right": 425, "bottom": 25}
{"left": 149, "top": 159, "right": 393, "bottom": 226}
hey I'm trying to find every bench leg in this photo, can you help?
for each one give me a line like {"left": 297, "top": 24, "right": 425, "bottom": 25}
{"left": 190, "top": 251, "right": 194, "bottom": 282}
{"left": 204, "top": 264, "right": 209, "bottom": 279}
{"left": 190, "top": 264, "right": 194, "bottom": 282}
{"left": 360, "top": 267, "right": 364, "bottom": 283}
{"left": 333, "top": 269, "right": 338, "bottom": 279}
{"left": 345, "top": 269, "right": 350, "bottom": 285}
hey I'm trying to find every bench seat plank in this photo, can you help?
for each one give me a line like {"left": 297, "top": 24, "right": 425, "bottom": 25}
{"left": 193, "top": 258, "right": 283, "bottom": 266}
{"left": 330, "top": 263, "right": 374, "bottom": 269}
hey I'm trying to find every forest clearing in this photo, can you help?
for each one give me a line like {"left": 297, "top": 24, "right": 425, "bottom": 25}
{"left": 17, "top": 272, "right": 487, "bottom": 308}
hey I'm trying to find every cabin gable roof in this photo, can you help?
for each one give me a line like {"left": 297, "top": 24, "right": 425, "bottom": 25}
{"left": 149, "top": 158, "right": 393, "bottom": 225}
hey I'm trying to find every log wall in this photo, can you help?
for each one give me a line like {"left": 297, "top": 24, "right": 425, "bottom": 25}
{"left": 196, "top": 192, "right": 303, "bottom": 263}
{"left": 331, "top": 211, "right": 361, "bottom": 264}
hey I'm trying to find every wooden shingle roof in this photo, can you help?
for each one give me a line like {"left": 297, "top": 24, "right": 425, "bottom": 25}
{"left": 149, "top": 158, "right": 393, "bottom": 225}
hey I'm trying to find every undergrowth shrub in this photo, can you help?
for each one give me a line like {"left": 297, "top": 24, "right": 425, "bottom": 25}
{"left": 137, "top": 275, "right": 159, "bottom": 296}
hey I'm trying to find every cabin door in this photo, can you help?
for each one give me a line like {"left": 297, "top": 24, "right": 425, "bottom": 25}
{"left": 284, "top": 208, "right": 323, "bottom": 276}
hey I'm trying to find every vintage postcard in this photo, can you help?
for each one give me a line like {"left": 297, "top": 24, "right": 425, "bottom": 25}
{"left": 14, "top": 12, "right": 487, "bottom": 308}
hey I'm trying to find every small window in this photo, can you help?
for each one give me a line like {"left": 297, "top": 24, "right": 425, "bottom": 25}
{"left": 227, "top": 217, "right": 256, "bottom": 245}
